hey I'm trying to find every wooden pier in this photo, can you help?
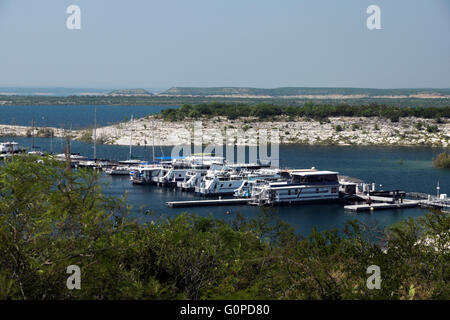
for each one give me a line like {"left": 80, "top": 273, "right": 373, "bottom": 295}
{"left": 166, "top": 198, "right": 249, "bottom": 208}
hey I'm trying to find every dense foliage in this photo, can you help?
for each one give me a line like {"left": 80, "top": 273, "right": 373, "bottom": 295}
{"left": 0, "top": 157, "right": 448, "bottom": 299}
{"left": 163, "top": 86, "right": 450, "bottom": 97}
{"left": 433, "top": 152, "right": 450, "bottom": 169}
{"left": 159, "top": 102, "right": 450, "bottom": 121}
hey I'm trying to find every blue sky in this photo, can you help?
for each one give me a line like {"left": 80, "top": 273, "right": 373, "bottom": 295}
{"left": 0, "top": 0, "right": 449, "bottom": 88}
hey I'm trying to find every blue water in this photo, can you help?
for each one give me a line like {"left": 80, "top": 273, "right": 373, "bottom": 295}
{"left": 1, "top": 105, "right": 448, "bottom": 235}
{"left": 0, "top": 105, "right": 177, "bottom": 129}
{"left": 6, "top": 136, "right": 449, "bottom": 236}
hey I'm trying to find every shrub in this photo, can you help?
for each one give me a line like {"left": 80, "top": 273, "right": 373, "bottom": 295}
{"left": 37, "top": 128, "right": 54, "bottom": 138}
{"left": 415, "top": 121, "right": 423, "bottom": 130}
{"left": 426, "top": 125, "right": 439, "bottom": 133}
{"left": 433, "top": 152, "right": 450, "bottom": 168}
{"left": 78, "top": 130, "right": 93, "bottom": 143}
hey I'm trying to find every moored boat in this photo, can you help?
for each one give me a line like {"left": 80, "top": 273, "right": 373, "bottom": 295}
{"left": 0, "top": 141, "right": 25, "bottom": 154}
{"left": 105, "top": 165, "right": 132, "bottom": 175}
{"left": 249, "top": 170, "right": 340, "bottom": 206}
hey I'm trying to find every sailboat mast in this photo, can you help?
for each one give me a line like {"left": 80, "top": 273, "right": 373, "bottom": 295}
{"left": 93, "top": 107, "right": 97, "bottom": 160}
{"left": 31, "top": 118, "right": 35, "bottom": 152}
{"left": 437, "top": 181, "right": 440, "bottom": 198}
{"left": 129, "top": 114, "right": 133, "bottom": 160}
{"left": 152, "top": 119, "right": 155, "bottom": 162}
{"left": 50, "top": 130, "right": 53, "bottom": 154}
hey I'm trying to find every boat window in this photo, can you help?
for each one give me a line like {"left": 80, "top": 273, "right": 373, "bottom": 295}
{"left": 295, "top": 189, "right": 298, "bottom": 194}
{"left": 292, "top": 174, "right": 339, "bottom": 184}
{"left": 229, "top": 183, "right": 232, "bottom": 187}
{"left": 316, "top": 188, "right": 319, "bottom": 193}
{"left": 332, "top": 187, "right": 337, "bottom": 193}
{"left": 220, "top": 184, "right": 223, "bottom": 187}
{"left": 288, "top": 190, "right": 291, "bottom": 195}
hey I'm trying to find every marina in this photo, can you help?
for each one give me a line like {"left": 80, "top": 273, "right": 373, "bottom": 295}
{"left": 1, "top": 139, "right": 448, "bottom": 216}
{"left": 0, "top": 136, "right": 448, "bottom": 235}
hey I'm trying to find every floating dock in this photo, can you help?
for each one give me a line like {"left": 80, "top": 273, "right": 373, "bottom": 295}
{"left": 355, "top": 194, "right": 402, "bottom": 203}
{"left": 344, "top": 193, "right": 420, "bottom": 212}
{"left": 344, "top": 201, "right": 419, "bottom": 212}
{"left": 166, "top": 198, "right": 249, "bottom": 208}
{"left": 420, "top": 199, "right": 450, "bottom": 212}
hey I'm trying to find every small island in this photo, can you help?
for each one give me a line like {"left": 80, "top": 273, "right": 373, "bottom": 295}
{"left": 2, "top": 102, "right": 448, "bottom": 148}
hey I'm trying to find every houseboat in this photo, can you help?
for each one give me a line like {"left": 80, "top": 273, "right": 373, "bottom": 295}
{"left": 0, "top": 141, "right": 24, "bottom": 154}
{"left": 177, "top": 169, "right": 208, "bottom": 191}
{"left": 196, "top": 167, "right": 281, "bottom": 197}
{"left": 249, "top": 170, "right": 340, "bottom": 205}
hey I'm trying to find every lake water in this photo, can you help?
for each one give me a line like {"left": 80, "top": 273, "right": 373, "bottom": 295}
{"left": 0, "top": 105, "right": 177, "bottom": 129}
{"left": 5, "top": 135, "right": 449, "bottom": 236}
{"left": 1, "top": 105, "right": 448, "bottom": 235}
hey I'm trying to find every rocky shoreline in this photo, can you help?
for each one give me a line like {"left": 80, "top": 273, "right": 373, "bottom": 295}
{"left": 1, "top": 116, "right": 449, "bottom": 147}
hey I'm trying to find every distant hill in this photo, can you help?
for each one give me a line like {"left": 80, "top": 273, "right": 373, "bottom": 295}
{"left": 0, "top": 87, "right": 111, "bottom": 96}
{"left": 162, "top": 87, "right": 450, "bottom": 98}
{"left": 108, "top": 88, "right": 153, "bottom": 96}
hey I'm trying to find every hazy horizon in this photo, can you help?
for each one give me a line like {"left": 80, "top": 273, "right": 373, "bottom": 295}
{"left": 1, "top": 85, "right": 450, "bottom": 90}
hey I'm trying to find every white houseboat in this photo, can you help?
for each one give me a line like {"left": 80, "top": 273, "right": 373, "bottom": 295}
{"left": 0, "top": 141, "right": 24, "bottom": 154}
{"left": 177, "top": 169, "right": 208, "bottom": 191}
{"left": 233, "top": 169, "right": 282, "bottom": 198}
{"left": 196, "top": 167, "right": 281, "bottom": 197}
{"left": 130, "top": 165, "right": 163, "bottom": 185}
{"left": 249, "top": 170, "right": 340, "bottom": 205}
{"left": 105, "top": 165, "right": 132, "bottom": 176}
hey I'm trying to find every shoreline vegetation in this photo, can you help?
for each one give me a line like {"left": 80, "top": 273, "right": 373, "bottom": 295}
{"left": 0, "top": 156, "right": 449, "bottom": 299}
{"left": 1, "top": 103, "right": 449, "bottom": 147}
{"left": 433, "top": 152, "right": 450, "bottom": 169}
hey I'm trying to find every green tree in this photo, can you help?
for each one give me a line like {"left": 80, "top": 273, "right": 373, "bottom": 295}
{"left": 0, "top": 157, "right": 448, "bottom": 300}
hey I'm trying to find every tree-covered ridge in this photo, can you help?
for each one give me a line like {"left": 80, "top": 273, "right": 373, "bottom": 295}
{"left": 0, "top": 157, "right": 448, "bottom": 300}
{"left": 1, "top": 95, "right": 449, "bottom": 108}
{"left": 163, "top": 87, "right": 450, "bottom": 97}
{"left": 159, "top": 102, "right": 450, "bottom": 121}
